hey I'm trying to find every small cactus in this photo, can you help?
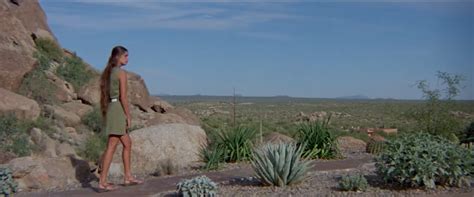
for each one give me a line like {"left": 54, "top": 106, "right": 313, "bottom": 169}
{"left": 176, "top": 175, "right": 217, "bottom": 197}
{"left": 339, "top": 174, "right": 368, "bottom": 191}
{"left": 366, "top": 139, "right": 386, "bottom": 154}
{"left": 0, "top": 167, "right": 18, "bottom": 196}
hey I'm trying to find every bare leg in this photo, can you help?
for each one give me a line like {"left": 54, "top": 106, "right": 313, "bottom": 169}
{"left": 119, "top": 134, "right": 132, "bottom": 179}
{"left": 99, "top": 135, "right": 120, "bottom": 187}
{"left": 120, "top": 134, "right": 143, "bottom": 184}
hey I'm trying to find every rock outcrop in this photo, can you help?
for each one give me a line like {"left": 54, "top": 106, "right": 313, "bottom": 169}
{"left": 0, "top": 88, "right": 40, "bottom": 120}
{"left": 0, "top": 0, "right": 56, "bottom": 91}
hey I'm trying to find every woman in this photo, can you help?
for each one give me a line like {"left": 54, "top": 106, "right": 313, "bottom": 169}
{"left": 98, "top": 46, "right": 143, "bottom": 191}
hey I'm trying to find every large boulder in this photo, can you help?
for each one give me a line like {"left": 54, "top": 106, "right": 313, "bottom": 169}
{"left": 166, "top": 107, "right": 200, "bottom": 126}
{"left": 44, "top": 71, "right": 76, "bottom": 102}
{"left": 77, "top": 70, "right": 152, "bottom": 109}
{"left": 0, "top": 0, "right": 56, "bottom": 91}
{"left": 2, "top": 156, "right": 92, "bottom": 191}
{"left": 0, "top": 87, "right": 40, "bottom": 120}
{"left": 77, "top": 76, "right": 100, "bottom": 105}
{"left": 145, "top": 107, "right": 200, "bottom": 127}
{"left": 44, "top": 105, "right": 81, "bottom": 127}
{"left": 127, "top": 71, "right": 152, "bottom": 112}
{"left": 262, "top": 132, "right": 295, "bottom": 145}
{"left": 29, "top": 128, "right": 57, "bottom": 158}
{"left": 109, "top": 123, "right": 207, "bottom": 178}
{"left": 150, "top": 96, "right": 174, "bottom": 113}
{"left": 61, "top": 100, "right": 93, "bottom": 118}
{"left": 336, "top": 136, "right": 367, "bottom": 155}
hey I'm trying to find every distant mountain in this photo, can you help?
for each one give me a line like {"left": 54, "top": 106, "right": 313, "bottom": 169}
{"left": 335, "top": 95, "right": 371, "bottom": 100}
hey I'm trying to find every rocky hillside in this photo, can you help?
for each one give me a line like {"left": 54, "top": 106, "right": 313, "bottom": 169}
{"left": 0, "top": 0, "right": 205, "bottom": 192}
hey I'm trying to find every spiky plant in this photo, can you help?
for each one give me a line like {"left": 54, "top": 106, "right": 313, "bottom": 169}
{"left": 251, "top": 143, "right": 312, "bottom": 187}
{"left": 201, "top": 145, "right": 225, "bottom": 170}
{"left": 296, "top": 120, "right": 339, "bottom": 159}
{"left": 217, "top": 126, "right": 256, "bottom": 162}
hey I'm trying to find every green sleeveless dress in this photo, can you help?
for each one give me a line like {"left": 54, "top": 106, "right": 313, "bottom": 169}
{"left": 105, "top": 67, "right": 127, "bottom": 135}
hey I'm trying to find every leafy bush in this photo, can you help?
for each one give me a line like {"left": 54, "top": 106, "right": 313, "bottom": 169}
{"left": 0, "top": 114, "right": 32, "bottom": 157}
{"left": 201, "top": 145, "right": 225, "bottom": 170}
{"left": 34, "top": 37, "right": 63, "bottom": 62}
{"left": 339, "top": 174, "right": 368, "bottom": 191}
{"left": 19, "top": 70, "right": 57, "bottom": 104}
{"left": 216, "top": 126, "right": 256, "bottom": 162}
{"left": 251, "top": 143, "right": 311, "bottom": 186}
{"left": 176, "top": 175, "right": 217, "bottom": 197}
{"left": 82, "top": 106, "right": 102, "bottom": 133}
{"left": 375, "top": 132, "right": 474, "bottom": 189}
{"left": 0, "top": 167, "right": 18, "bottom": 196}
{"left": 56, "top": 55, "right": 94, "bottom": 90}
{"left": 296, "top": 121, "right": 339, "bottom": 159}
{"left": 460, "top": 121, "right": 474, "bottom": 145}
{"left": 79, "top": 132, "right": 107, "bottom": 162}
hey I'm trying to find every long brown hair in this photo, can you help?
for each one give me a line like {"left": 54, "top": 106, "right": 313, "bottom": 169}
{"left": 100, "top": 46, "right": 128, "bottom": 118}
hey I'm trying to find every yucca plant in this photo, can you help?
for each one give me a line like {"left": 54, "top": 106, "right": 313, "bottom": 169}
{"left": 201, "top": 145, "right": 225, "bottom": 170}
{"left": 296, "top": 120, "right": 339, "bottom": 159}
{"left": 251, "top": 143, "right": 312, "bottom": 187}
{"left": 216, "top": 126, "right": 256, "bottom": 162}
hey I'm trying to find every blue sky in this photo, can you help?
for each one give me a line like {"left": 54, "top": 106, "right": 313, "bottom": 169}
{"left": 40, "top": 0, "right": 473, "bottom": 100}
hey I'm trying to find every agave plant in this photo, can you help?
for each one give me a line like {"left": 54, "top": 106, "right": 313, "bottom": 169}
{"left": 251, "top": 143, "right": 312, "bottom": 187}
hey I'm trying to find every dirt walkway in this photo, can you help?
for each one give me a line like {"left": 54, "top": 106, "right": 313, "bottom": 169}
{"left": 16, "top": 156, "right": 372, "bottom": 197}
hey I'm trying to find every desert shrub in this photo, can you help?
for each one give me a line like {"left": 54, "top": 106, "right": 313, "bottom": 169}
{"left": 411, "top": 71, "right": 465, "bottom": 141}
{"left": 79, "top": 132, "right": 107, "bottom": 162}
{"left": 0, "top": 167, "right": 18, "bottom": 196}
{"left": 215, "top": 126, "right": 256, "bottom": 162}
{"left": 296, "top": 121, "right": 339, "bottom": 159}
{"left": 176, "top": 175, "right": 217, "bottom": 197}
{"left": 375, "top": 132, "right": 474, "bottom": 189}
{"left": 0, "top": 114, "right": 32, "bottom": 157}
{"left": 459, "top": 121, "right": 474, "bottom": 145}
{"left": 56, "top": 55, "right": 94, "bottom": 90}
{"left": 19, "top": 70, "right": 57, "bottom": 104}
{"left": 339, "top": 174, "right": 368, "bottom": 191}
{"left": 252, "top": 143, "right": 311, "bottom": 187}
{"left": 82, "top": 106, "right": 102, "bottom": 133}
{"left": 34, "top": 37, "right": 63, "bottom": 62}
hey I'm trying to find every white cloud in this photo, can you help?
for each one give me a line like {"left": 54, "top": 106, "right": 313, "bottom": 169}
{"left": 44, "top": 0, "right": 300, "bottom": 30}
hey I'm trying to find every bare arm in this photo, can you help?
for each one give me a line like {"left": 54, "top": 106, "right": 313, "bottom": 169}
{"left": 119, "top": 69, "right": 131, "bottom": 127}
